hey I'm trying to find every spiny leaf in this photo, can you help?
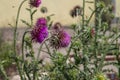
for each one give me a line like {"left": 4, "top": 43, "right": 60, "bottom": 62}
{"left": 48, "top": 21, "right": 53, "bottom": 29}
{"left": 88, "top": 7, "right": 94, "bottom": 11}
{"left": 26, "top": 8, "right": 31, "bottom": 11}
{"left": 31, "top": 9, "right": 37, "bottom": 17}
{"left": 47, "top": 14, "right": 55, "bottom": 22}
{"left": 21, "top": 19, "right": 31, "bottom": 27}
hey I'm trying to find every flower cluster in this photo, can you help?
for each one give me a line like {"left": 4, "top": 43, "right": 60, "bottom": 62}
{"left": 31, "top": 19, "right": 71, "bottom": 48}
{"left": 31, "top": 18, "right": 48, "bottom": 43}
{"left": 30, "top": 0, "right": 41, "bottom": 7}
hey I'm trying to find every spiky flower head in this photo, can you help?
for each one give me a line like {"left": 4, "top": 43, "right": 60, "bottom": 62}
{"left": 36, "top": 17, "right": 47, "bottom": 27}
{"left": 58, "top": 30, "right": 71, "bottom": 47}
{"left": 50, "top": 29, "right": 71, "bottom": 49}
{"left": 31, "top": 18, "right": 48, "bottom": 43}
{"left": 30, "top": 0, "right": 41, "bottom": 8}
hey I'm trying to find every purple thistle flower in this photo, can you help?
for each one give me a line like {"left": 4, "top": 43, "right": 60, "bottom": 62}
{"left": 31, "top": 26, "right": 48, "bottom": 43}
{"left": 30, "top": 0, "right": 41, "bottom": 8}
{"left": 50, "top": 30, "right": 71, "bottom": 49}
{"left": 36, "top": 17, "right": 47, "bottom": 27}
{"left": 58, "top": 31, "right": 71, "bottom": 47}
{"left": 53, "top": 22, "right": 62, "bottom": 31}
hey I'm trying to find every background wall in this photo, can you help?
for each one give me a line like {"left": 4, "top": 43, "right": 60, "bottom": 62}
{"left": 0, "top": 0, "right": 95, "bottom": 27}
{"left": 116, "top": 0, "right": 120, "bottom": 17}
{"left": 0, "top": 0, "right": 119, "bottom": 27}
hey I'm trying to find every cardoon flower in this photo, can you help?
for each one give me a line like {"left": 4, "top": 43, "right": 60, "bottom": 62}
{"left": 30, "top": 0, "right": 41, "bottom": 8}
{"left": 58, "top": 31, "right": 71, "bottom": 47}
{"left": 36, "top": 17, "right": 47, "bottom": 27}
{"left": 50, "top": 30, "right": 71, "bottom": 49}
{"left": 31, "top": 26, "right": 48, "bottom": 43}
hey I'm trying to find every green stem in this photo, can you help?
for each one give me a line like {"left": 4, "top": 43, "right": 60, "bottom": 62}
{"left": 30, "top": 6, "right": 33, "bottom": 27}
{"left": 86, "top": 7, "right": 99, "bottom": 26}
{"left": 118, "top": 54, "right": 120, "bottom": 77}
{"left": 37, "top": 38, "right": 50, "bottom": 61}
{"left": 16, "top": 61, "right": 24, "bottom": 80}
{"left": 22, "top": 30, "right": 30, "bottom": 61}
{"left": 0, "top": 65, "right": 9, "bottom": 80}
{"left": 94, "top": 11, "right": 100, "bottom": 69}
{"left": 82, "top": 0, "right": 85, "bottom": 28}
{"left": 44, "top": 42, "right": 52, "bottom": 56}
{"left": 118, "top": 60, "right": 120, "bottom": 79}
{"left": 14, "top": 0, "right": 27, "bottom": 55}
{"left": 95, "top": 0, "right": 98, "bottom": 26}
{"left": 24, "top": 64, "right": 31, "bottom": 80}
{"left": 115, "top": 27, "right": 120, "bottom": 78}
{"left": 99, "top": 41, "right": 108, "bottom": 71}
{"left": 36, "top": 39, "right": 49, "bottom": 61}
{"left": 116, "top": 53, "right": 120, "bottom": 78}
{"left": 82, "top": 1, "right": 89, "bottom": 79}
{"left": 13, "top": 0, "right": 27, "bottom": 80}
{"left": 65, "top": 33, "right": 82, "bottom": 61}
{"left": 21, "top": 30, "right": 31, "bottom": 79}
{"left": 37, "top": 43, "right": 44, "bottom": 61}
{"left": 33, "top": 62, "right": 38, "bottom": 80}
{"left": 94, "top": 7, "right": 104, "bottom": 71}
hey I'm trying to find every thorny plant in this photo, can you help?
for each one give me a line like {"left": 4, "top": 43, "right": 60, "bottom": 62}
{"left": 0, "top": 0, "right": 120, "bottom": 80}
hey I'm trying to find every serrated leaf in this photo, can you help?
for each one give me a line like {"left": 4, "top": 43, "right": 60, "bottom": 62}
{"left": 31, "top": 9, "right": 37, "bottom": 17}
{"left": 47, "top": 14, "right": 55, "bottom": 22}
{"left": 8, "top": 23, "right": 14, "bottom": 27}
{"left": 21, "top": 19, "right": 31, "bottom": 27}
{"left": 26, "top": 8, "right": 30, "bottom": 11}
{"left": 88, "top": 7, "right": 94, "bottom": 11}
{"left": 46, "top": 16, "right": 50, "bottom": 22}
{"left": 48, "top": 21, "right": 53, "bottom": 29}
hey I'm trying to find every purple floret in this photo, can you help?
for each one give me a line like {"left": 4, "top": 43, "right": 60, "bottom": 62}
{"left": 36, "top": 18, "right": 47, "bottom": 27}
{"left": 31, "top": 17, "right": 48, "bottom": 43}
{"left": 37, "top": 26, "right": 48, "bottom": 43}
{"left": 31, "top": 26, "right": 48, "bottom": 43}
{"left": 50, "top": 30, "right": 71, "bottom": 49}
{"left": 58, "top": 31, "right": 71, "bottom": 47}
{"left": 30, "top": 0, "right": 41, "bottom": 8}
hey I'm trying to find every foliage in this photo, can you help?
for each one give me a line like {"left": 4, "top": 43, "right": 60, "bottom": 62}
{"left": 0, "top": 32, "right": 14, "bottom": 80}
{"left": 0, "top": 0, "right": 120, "bottom": 80}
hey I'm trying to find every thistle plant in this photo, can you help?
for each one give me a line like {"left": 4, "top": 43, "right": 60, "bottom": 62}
{"left": 0, "top": 0, "right": 120, "bottom": 80}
